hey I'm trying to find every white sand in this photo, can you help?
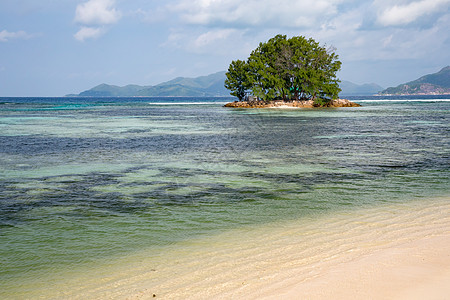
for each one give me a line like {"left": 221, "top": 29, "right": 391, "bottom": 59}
{"left": 124, "top": 198, "right": 450, "bottom": 300}
{"left": 20, "top": 197, "right": 450, "bottom": 299}
{"left": 254, "top": 235, "right": 450, "bottom": 300}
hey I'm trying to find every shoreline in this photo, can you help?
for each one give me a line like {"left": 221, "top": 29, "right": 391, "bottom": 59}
{"left": 224, "top": 98, "right": 361, "bottom": 108}
{"left": 131, "top": 197, "right": 450, "bottom": 299}
{"left": 12, "top": 196, "right": 449, "bottom": 299}
{"left": 218, "top": 198, "right": 450, "bottom": 300}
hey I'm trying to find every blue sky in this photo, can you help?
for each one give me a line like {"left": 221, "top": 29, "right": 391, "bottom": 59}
{"left": 1, "top": 0, "right": 449, "bottom": 96}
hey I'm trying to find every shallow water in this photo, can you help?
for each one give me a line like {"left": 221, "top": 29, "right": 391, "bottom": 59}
{"left": 0, "top": 96, "right": 449, "bottom": 298}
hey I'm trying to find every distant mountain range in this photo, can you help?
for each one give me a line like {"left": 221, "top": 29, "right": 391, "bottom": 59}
{"left": 69, "top": 71, "right": 230, "bottom": 97}
{"left": 69, "top": 71, "right": 384, "bottom": 97}
{"left": 379, "top": 66, "right": 450, "bottom": 95}
{"left": 339, "top": 81, "right": 383, "bottom": 96}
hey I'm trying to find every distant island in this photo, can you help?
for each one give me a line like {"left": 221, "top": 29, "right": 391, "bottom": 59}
{"left": 69, "top": 72, "right": 382, "bottom": 99}
{"left": 378, "top": 66, "right": 450, "bottom": 95}
{"left": 67, "top": 72, "right": 230, "bottom": 97}
{"left": 68, "top": 64, "right": 448, "bottom": 99}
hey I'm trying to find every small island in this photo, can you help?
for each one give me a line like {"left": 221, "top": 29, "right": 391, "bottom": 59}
{"left": 223, "top": 35, "right": 360, "bottom": 108}
{"left": 224, "top": 98, "right": 360, "bottom": 108}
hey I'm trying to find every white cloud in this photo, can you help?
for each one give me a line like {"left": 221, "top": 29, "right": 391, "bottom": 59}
{"left": 170, "top": 0, "right": 343, "bottom": 28}
{"left": 74, "top": 0, "right": 121, "bottom": 41}
{"left": 164, "top": 27, "right": 256, "bottom": 56}
{"left": 0, "top": 30, "right": 31, "bottom": 42}
{"left": 193, "top": 29, "right": 236, "bottom": 48}
{"left": 75, "top": 0, "right": 121, "bottom": 25}
{"left": 74, "top": 26, "right": 104, "bottom": 42}
{"left": 332, "top": 14, "right": 449, "bottom": 62}
{"left": 377, "top": 0, "right": 450, "bottom": 26}
{"left": 159, "top": 0, "right": 449, "bottom": 66}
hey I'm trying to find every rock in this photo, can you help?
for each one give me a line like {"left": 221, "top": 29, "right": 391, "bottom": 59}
{"left": 223, "top": 99, "right": 360, "bottom": 108}
{"left": 326, "top": 98, "right": 361, "bottom": 107}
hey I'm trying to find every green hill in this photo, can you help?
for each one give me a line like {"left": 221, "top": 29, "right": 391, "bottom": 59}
{"left": 75, "top": 72, "right": 229, "bottom": 97}
{"left": 136, "top": 71, "right": 228, "bottom": 96}
{"left": 78, "top": 84, "right": 148, "bottom": 97}
{"left": 379, "top": 66, "right": 450, "bottom": 95}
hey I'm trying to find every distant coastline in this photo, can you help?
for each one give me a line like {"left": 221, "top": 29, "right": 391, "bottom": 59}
{"left": 67, "top": 66, "right": 449, "bottom": 98}
{"left": 377, "top": 66, "right": 450, "bottom": 96}
{"left": 68, "top": 72, "right": 383, "bottom": 98}
{"left": 376, "top": 92, "right": 450, "bottom": 96}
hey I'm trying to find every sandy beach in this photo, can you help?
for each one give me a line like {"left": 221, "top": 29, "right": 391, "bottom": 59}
{"left": 254, "top": 235, "right": 450, "bottom": 300}
{"left": 63, "top": 197, "right": 450, "bottom": 300}
{"left": 4, "top": 198, "right": 449, "bottom": 300}
{"left": 216, "top": 199, "right": 450, "bottom": 300}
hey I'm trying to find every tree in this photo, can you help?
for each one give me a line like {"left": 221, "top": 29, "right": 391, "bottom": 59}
{"left": 224, "top": 35, "right": 342, "bottom": 105}
{"left": 247, "top": 35, "right": 291, "bottom": 101}
{"left": 224, "top": 60, "right": 251, "bottom": 101}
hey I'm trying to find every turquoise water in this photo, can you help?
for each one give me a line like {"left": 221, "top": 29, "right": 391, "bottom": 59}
{"left": 0, "top": 96, "right": 449, "bottom": 297}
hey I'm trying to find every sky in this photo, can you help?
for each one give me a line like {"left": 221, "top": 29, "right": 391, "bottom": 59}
{"left": 0, "top": 0, "right": 449, "bottom": 96}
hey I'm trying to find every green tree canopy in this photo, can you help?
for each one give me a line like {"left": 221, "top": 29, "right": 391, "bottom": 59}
{"left": 224, "top": 60, "right": 251, "bottom": 101}
{"left": 225, "top": 35, "right": 342, "bottom": 105}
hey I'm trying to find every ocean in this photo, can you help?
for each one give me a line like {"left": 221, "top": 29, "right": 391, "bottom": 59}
{"left": 0, "top": 95, "right": 449, "bottom": 298}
